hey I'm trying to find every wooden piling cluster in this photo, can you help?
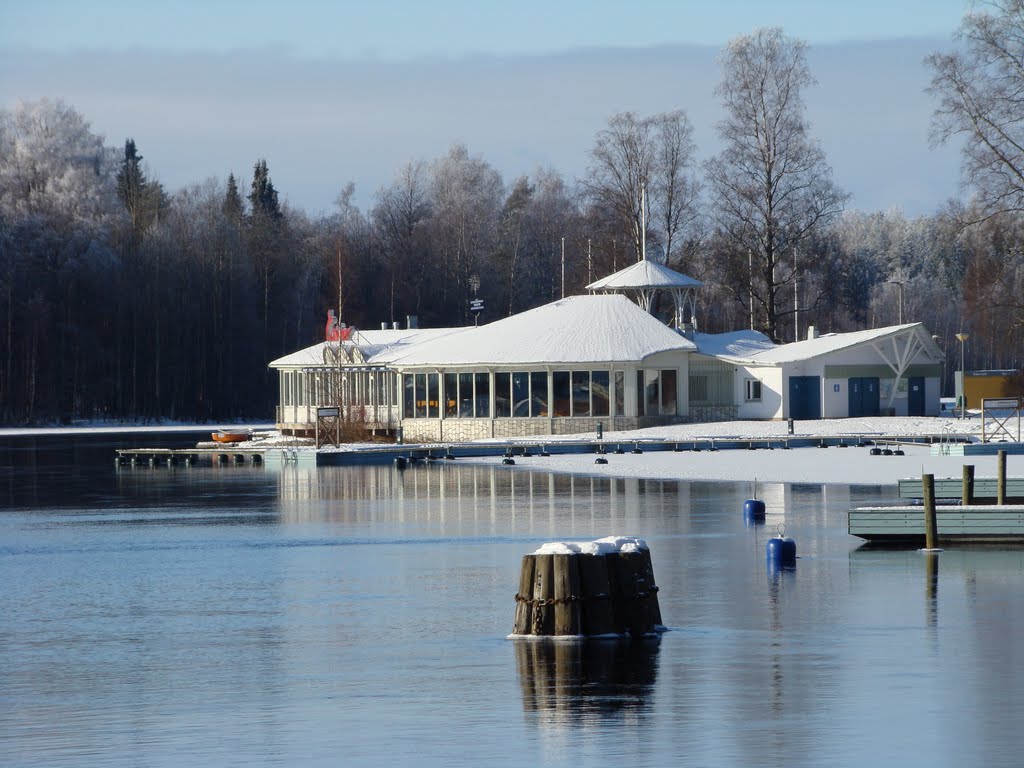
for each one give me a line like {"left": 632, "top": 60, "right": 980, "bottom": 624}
{"left": 513, "top": 542, "right": 662, "bottom": 637}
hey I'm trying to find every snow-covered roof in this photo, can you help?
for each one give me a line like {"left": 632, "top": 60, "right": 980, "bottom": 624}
{"left": 268, "top": 327, "right": 464, "bottom": 368}
{"left": 586, "top": 259, "right": 702, "bottom": 291}
{"left": 693, "top": 329, "right": 776, "bottom": 358}
{"left": 719, "top": 323, "right": 944, "bottom": 365}
{"left": 385, "top": 293, "right": 696, "bottom": 367}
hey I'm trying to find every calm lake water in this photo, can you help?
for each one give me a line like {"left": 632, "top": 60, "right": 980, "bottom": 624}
{"left": 2, "top": 433, "right": 1024, "bottom": 767}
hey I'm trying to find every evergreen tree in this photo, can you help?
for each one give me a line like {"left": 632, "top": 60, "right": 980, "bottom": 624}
{"left": 116, "top": 138, "right": 164, "bottom": 236}
{"left": 248, "top": 159, "right": 281, "bottom": 220}
{"left": 222, "top": 172, "right": 244, "bottom": 224}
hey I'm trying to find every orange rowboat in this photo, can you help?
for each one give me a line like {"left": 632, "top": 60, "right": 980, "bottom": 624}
{"left": 211, "top": 430, "right": 250, "bottom": 443}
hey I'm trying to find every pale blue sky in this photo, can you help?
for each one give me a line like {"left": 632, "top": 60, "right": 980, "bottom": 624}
{"left": 3, "top": 0, "right": 966, "bottom": 57}
{"left": 0, "top": 1, "right": 972, "bottom": 216}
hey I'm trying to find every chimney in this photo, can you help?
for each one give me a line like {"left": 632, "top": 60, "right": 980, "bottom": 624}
{"left": 407, "top": 314, "right": 419, "bottom": 329}
{"left": 807, "top": 325, "right": 818, "bottom": 340}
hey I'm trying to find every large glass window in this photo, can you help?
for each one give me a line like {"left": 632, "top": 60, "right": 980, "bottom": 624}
{"left": 531, "top": 372, "right": 548, "bottom": 417}
{"left": 512, "top": 372, "right": 531, "bottom": 416}
{"left": 572, "top": 371, "right": 590, "bottom": 417}
{"left": 403, "top": 374, "right": 414, "bottom": 418}
{"left": 553, "top": 371, "right": 571, "bottom": 417}
{"left": 637, "top": 370, "right": 645, "bottom": 416}
{"left": 645, "top": 369, "right": 660, "bottom": 416}
{"left": 444, "top": 373, "right": 458, "bottom": 416}
{"left": 495, "top": 372, "right": 511, "bottom": 417}
{"left": 474, "top": 372, "right": 490, "bottom": 417}
{"left": 592, "top": 371, "right": 610, "bottom": 417}
{"left": 459, "top": 373, "right": 474, "bottom": 416}
{"left": 414, "top": 373, "right": 427, "bottom": 418}
{"left": 427, "top": 373, "right": 439, "bottom": 418}
{"left": 614, "top": 371, "right": 624, "bottom": 416}
{"left": 661, "top": 369, "right": 677, "bottom": 416}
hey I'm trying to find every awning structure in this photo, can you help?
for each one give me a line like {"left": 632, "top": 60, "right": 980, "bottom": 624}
{"left": 870, "top": 327, "right": 933, "bottom": 410}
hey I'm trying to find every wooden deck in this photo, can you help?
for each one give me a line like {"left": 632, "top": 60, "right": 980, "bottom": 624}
{"left": 849, "top": 505, "right": 1024, "bottom": 544}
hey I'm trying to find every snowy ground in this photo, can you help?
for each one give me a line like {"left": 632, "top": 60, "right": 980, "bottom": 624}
{"left": 456, "top": 414, "right": 1016, "bottom": 486}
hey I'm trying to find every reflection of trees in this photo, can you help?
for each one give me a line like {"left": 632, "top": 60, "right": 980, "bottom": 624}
{"left": 514, "top": 637, "right": 661, "bottom": 722}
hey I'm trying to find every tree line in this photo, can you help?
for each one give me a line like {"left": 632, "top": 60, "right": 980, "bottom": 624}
{"left": 3, "top": 14, "right": 1024, "bottom": 424}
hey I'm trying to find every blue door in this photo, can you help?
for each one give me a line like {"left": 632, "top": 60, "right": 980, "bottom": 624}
{"left": 848, "top": 377, "right": 880, "bottom": 417}
{"left": 908, "top": 376, "right": 926, "bottom": 416}
{"left": 789, "top": 376, "right": 821, "bottom": 420}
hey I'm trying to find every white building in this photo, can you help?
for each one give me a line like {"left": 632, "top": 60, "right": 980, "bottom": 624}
{"left": 693, "top": 323, "right": 945, "bottom": 419}
{"left": 269, "top": 262, "right": 944, "bottom": 436}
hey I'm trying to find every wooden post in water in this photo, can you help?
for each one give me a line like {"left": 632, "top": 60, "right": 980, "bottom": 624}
{"left": 998, "top": 450, "right": 1007, "bottom": 506}
{"left": 512, "top": 539, "right": 662, "bottom": 637}
{"left": 923, "top": 473, "right": 938, "bottom": 550}
{"left": 962, "top": 464, "right": 975, "bottom": 506}
{"left": 513, "top": 555, "right": 536, "bottom": 636}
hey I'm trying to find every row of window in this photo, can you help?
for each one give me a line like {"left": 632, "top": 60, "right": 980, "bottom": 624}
{"left": 401, "top": 369, "right": 680, "bottom": 419}
{"left": 280, "top": 370, "right": 397, "bottom": 407}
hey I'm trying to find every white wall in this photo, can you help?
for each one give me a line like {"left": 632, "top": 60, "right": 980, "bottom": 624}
{"left": 736, "top": 366, "right": 784, "bottom": 419}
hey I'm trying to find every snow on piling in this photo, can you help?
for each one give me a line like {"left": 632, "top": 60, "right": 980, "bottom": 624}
{"left": 512, "top": 536, "right": 663, "bottom": 638}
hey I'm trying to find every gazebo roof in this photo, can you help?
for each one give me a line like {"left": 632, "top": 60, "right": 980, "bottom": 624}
{"left": 586, "top": 259, "right": 703, "bottom": 292}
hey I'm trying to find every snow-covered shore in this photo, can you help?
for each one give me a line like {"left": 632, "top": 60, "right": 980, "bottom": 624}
{"left": 466, "top": 415, "right": 1014, "bottom": 486}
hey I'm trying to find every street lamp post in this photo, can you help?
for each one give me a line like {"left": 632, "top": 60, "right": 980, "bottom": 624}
{"left": 888, "top": 280, "right": 905, "bottom": 325}
{"left": 955, "top": 332, "right": 969, "bottom": 419}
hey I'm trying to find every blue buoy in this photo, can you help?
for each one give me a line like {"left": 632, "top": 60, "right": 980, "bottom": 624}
{"left": 766, "top": 527, "right": 797, "bottom": 568}
{"left": 744, "top": 498, "right": 766, "bottom": 522}
{"left": 595, "top": 456, "right": 608, "bottom": 465}
{"left": 502, "top": 457, "right": 515, "bottom": 465}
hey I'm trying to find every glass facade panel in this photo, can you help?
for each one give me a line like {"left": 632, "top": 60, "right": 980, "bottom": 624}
{"left": 427, "top": 373, "right": 439, "bottom": 418}
{"left": 661, "top": 369, "right": 677, "bottom": 416}
{"left": 592, "top": 371, "right": 610, "bottom": 417}
{"left": 553, "top": 372, "right": 571, "bottom": 417}
{"left": 444, "top": 373, "right": 458, "bottom": 416}
{"left": 614, "top": 371, "right": 624, "bottom": 416}
{"left": 512, "top": 372, "right": 531, "bottom": 416}
{"left": 414, "top": 373, "right": 427, "bottom": 418}
{"left": 474, "top": 372, "right": 490, "bottom": 417}
{"left": 495, "top": 372, "right": 511, "bottom": 417}
{"left": 459, "top": 373, "right": 474, "bottom": 416}
{"left": 645, "top": 369, "right": 660, "bottom": 416}
{"left": 637, "top": 370, "right": 645, "bottom": 416}
{"left": 531, "top": 372, "right": 548, "bottom": 417}
{"left": 403, "top": 374, "right": 414, "bottom": 418}
{"left": 572, "top": 371, "right": 590, "bottom": 417}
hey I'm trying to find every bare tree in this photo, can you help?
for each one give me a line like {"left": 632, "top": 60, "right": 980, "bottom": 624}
{"left": 928, "top": 0, "right": 1024, "bottom": 218}
{"left": 583, "top": 110, "right": 699, "bottom": 265}
{"left": 706, "top": 28, "right": 846, "bottom": 342}
{"left": 372, "top": 161, "right": 431, "bottom": 323}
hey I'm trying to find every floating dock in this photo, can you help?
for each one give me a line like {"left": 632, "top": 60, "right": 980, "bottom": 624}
{"left": 115, "top": 433, "right": 969, "bottom": 469}
{"left": 849, "top": 505, "right": 1024, "bottom": 544}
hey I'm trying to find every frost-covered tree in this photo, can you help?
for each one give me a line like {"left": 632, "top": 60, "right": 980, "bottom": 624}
{"left": 706, "top": 28, "right": 847, "bottom": 342}
{"left": 928, "top": 0, "right": 1024, "bottom": 217}
{"left": 428, "top": 144, "right": 504, "bottom": 323}
{"left": 583, "top": 110, "right": 699, "bottom": 266}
